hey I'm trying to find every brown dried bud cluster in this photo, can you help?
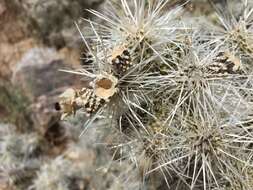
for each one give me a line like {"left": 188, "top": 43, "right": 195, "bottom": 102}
{"left": 56, "top": 73, "right": 118, "bottom": 119}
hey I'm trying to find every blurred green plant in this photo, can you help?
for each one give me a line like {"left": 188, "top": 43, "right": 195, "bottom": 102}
{"left": 0, "top": 82, "right": 32, "bottom": 131}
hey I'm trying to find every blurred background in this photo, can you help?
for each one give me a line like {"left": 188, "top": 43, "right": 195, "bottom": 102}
{"left": 0, "top": 0, "right": 104, "bottom": 127}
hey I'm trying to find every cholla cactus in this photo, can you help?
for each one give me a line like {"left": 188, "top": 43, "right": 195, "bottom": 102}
{"left": 0, "top": 161, "right": 40, "bottom": 190}
{"left": 31, "top": 157, "right": 90, "bottom": 190}
{"left": 32, "top": 133, "right": 142, "bottom": 190}
{"left": 209, "top": 0, "right": 253, "bottom": 62}
{"left": 0, "top": 132, "right": 43, "bottom": 165}
{"left": 56, "top": 0, "right": 253, "bottom": 189}
{"left": 0, "top": 124, "right": 43, "bottom": 189}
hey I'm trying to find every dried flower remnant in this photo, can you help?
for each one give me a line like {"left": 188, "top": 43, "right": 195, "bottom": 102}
{"left": 92, "top": 73, "right": 118, "bottom": 101}
{"left": 56, "top": 73, "right": 118, "bottom": 118}
{"left": 207, "top": 51, "right": 243, "bottom": 74}
{"left": 111, "top": 47, "right": 132, "bottom": 77}
{"left": 55, "top": 88, "right": 77, "bottom": 119}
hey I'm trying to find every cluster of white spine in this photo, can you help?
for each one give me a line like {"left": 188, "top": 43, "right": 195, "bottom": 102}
{"left": 57, "top": 0, "right": 253, "bottom": 189}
